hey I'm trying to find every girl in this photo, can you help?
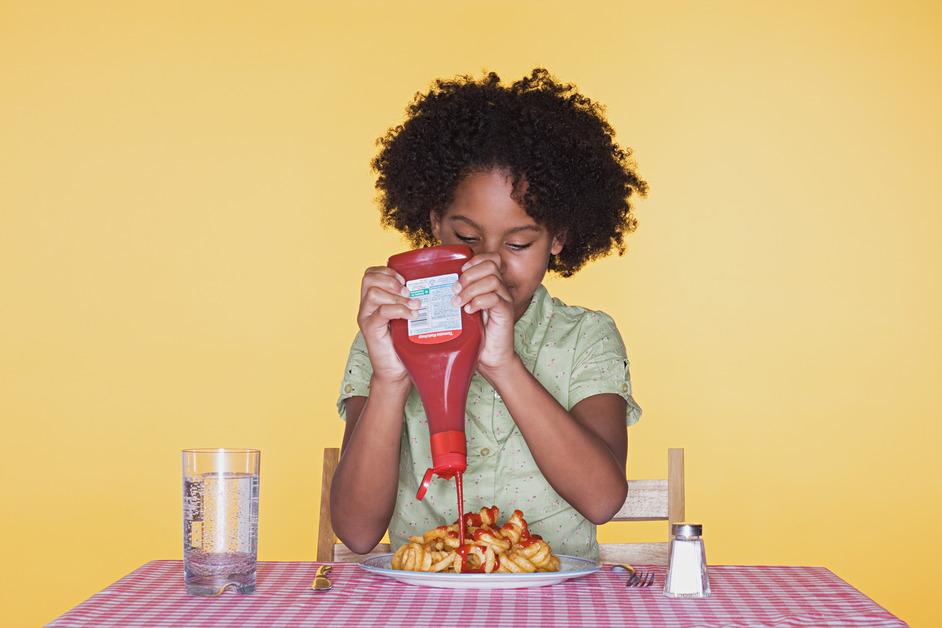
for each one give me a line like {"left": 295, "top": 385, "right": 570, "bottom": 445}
{"left": 331, "top": 68, "right": 646, "bottom": 560}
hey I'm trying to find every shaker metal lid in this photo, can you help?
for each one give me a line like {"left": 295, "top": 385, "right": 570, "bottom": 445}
{"left": 671, "top": 522, "right": 703, "bottom": 538}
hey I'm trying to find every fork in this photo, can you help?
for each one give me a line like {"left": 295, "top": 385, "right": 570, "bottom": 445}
{"left": 626, "top": 569, "right": 655, "bottom": 588}
{"left": 612, "top": 564, "right": 656, "bottom": 588}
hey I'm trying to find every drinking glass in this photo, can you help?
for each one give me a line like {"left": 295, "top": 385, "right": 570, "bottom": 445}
{"left": 182, "top": 448, "right": 260, "bottom": 595}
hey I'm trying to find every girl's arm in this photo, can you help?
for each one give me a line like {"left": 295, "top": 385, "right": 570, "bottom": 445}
{"left": 330, "top": 265, "right": 418, "bottom": 554}
{"left": 454, "top": 253, "right": 628, "bottom": 524}
{"left": 329, "top": 378, "right": 411, "bottom": 554}
{"left": 480, "top": 359, "right": 628, "bottom": 524}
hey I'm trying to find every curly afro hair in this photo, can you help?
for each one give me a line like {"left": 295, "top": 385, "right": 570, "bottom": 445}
{"left": 371, "top": 68, "right": 647, "bottom": 277}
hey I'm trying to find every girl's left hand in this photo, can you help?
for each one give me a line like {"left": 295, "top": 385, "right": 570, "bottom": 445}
{"left": 453, "top": 253, "right": 516, "bottom": 374}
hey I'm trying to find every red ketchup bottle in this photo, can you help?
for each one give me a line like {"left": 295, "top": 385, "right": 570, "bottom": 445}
{"left": 387, "top": 245, "right": 483, "bottom": 545}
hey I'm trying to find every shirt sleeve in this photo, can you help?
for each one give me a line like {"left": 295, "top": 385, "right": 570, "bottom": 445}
{"left": 336, "top": 331, "right": 373, "bottom": 421}
{"left": 568, "top": 311, "right": 642, "bottom": 426}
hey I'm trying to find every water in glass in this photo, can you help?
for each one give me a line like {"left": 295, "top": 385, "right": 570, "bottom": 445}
{"left": 183, "top": 458, "right": 259, "bottom": 595}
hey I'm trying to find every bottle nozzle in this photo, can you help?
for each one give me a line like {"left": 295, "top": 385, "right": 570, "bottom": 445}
{"left": 415, "top": 462, "right": 466, "bottom": 500}
{"left": 417, "top": 468, "right": 436, "bottom": 500}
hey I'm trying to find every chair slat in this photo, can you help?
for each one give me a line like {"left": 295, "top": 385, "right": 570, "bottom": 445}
{"left": 599, "top": 542, "right": 669, "bottom": 565}
{"left": 613, "top": 479, "right": 669, "bottom": 521}
{"left": 333, "top": 542, "right": 391, "bottom": 562}
{"left": 316, "top": 448, "right": 341, "bottom": 563}
{"left": 668, "top": 448, "right": 685, "bottom": 522}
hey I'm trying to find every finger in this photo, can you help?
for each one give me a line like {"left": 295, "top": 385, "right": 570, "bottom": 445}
{"left": 362, "top": 268, "right": 407, "bottom": 298}
{"left": 360, "top": 308, "right": 412, "bottom": 335}
{"left": 369, "top": 303, "right": 419, "bottom": 324}
{"left": 362, "top": 273, "right": 410, "bottom": 300}
{"left": 458, "top": 256, "right": 502, "bottom": 284}
{"left": 460, "top": 253, "right": 503, "bottom": 274}
{"left": 363, "top": 286, "right": 419, "bottom": 309}
{"left": 360, "top": 286, "right": 420, "bottom": 321}
{"left": 463, "top": 292, "right": 509, "bottom": 315}
{"left": 365, "top": 266, "right": 406, "bottom": 284}
{"left": 454, "top": 274, "right": 511, "bottom": 307}
{"left": 454, "top": 259, "right": 504, "bottom": 298}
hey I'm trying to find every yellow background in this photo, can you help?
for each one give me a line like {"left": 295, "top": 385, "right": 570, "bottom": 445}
{"left": 2, "top": 1, "right": 939, "bottom": 625}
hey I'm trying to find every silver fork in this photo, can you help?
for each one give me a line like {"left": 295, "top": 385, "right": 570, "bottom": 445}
{"left": 626, "top": 569, "right": 655, "bottom": 588}
{"left": 612, "top": 564, "right": 655, "bottom": 588}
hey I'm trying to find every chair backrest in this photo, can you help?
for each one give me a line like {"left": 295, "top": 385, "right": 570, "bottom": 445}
{"left": 317, "top": 447, "right": 685, "bottom": 565}
{"left": 316, "top": 447, "right": 392, "bottom": 562}
{"left": 599, "top": 447, "right": 684, "bottom": 565}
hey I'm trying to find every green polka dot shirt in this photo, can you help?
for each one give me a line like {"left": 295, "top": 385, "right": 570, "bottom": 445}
{"left": 337, "top": 284, "right": 641, "bottom": 561}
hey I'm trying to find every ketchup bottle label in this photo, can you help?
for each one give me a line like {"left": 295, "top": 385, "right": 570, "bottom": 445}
{"left": 406, "top": 273, "right": 463, "bottom": 344}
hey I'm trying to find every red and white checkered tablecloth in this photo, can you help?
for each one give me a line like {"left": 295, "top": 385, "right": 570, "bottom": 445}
{"left": 46, "top": 561, "right": 905, "bottom": 627}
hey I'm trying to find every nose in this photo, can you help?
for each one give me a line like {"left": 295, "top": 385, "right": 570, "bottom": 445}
{"left": 479, "top": 241, "right": 507, "bottom": 273}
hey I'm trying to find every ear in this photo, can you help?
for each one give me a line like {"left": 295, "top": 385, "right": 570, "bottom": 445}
{"left": 550, "top": 230, "right": 567, "bottom": 256}
{"left": 430, "top": 210, "right": 442, "bottom": 241}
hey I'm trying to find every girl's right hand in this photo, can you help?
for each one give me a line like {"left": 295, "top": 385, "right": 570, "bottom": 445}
{"left": 357, "top": 266, "right": 420, "bottom": 384}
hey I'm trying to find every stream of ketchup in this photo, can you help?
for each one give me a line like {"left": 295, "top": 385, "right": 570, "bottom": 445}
{"left": 452, "top": 474, "right": 493, "bottom": 572}
{"left": 454, "top": 471, "right": 480, "bottom": 572}
{"left": 456, "top": 471, "right": 465, "bottom": 546}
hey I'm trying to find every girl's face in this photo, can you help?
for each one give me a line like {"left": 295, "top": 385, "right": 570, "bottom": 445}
{"left": 430, "top": 168, "right": 565, "bottom": 321}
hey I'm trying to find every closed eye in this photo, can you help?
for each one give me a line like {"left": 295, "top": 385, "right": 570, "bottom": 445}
{"left": 455, "top": 233, "right": 531, "bottom": 251}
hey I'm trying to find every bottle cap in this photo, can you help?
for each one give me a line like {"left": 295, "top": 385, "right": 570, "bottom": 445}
{"left": 415, "top": 459, "right": 467, "bottom": 501}
{"left": 416, "top": 468, "right": 436, "bottom": 500}
{"left": 671, "top": 523, "right": 703, "bottom": 538}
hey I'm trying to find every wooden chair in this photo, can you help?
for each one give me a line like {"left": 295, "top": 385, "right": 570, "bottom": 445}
{"left": 317, "top": 447, "right": 684, "bottom": 564}
{"left": 316, "top": 447, "right": 392, "bottom": 563}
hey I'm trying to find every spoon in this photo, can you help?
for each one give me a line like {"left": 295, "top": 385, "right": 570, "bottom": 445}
{"left": 311, "top": 564, "right": 333, "bottom": 592}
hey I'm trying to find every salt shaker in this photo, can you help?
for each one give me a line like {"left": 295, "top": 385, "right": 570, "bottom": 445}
{"left": 663, "top": 522, "right": 711, "bottom": 598}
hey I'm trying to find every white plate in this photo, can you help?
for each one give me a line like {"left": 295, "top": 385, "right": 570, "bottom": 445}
{"left": 358, "top": 553, "right": 599, "bottom": 589}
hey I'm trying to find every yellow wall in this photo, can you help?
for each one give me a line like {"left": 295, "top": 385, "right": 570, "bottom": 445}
{"left": 2, "top": 1, "right": 939, "bottom": 625}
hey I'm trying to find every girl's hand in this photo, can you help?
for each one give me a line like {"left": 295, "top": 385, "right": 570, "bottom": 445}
{"left": 357, "top": 266, "right": 419, "bottom": 384}
{"left": 453, "top": 253, "right": 517, "bottom": 375}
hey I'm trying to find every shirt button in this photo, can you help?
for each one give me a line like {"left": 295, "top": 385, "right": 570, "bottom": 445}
{"left": 621, "top": 383, "right": 629, "bottom": 393}
{"left": 494, "top": 391, "right": 501, "bottom": 400}
{"left": 480, "top": 448, "right": 491, "bottom": 457}
{"left": 344, "top": 384, "right": 353, "bottom": 393}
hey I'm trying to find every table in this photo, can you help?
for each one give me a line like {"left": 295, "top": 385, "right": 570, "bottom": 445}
{"left": 46, "top": 561, "right": 905, "bottom": 627}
